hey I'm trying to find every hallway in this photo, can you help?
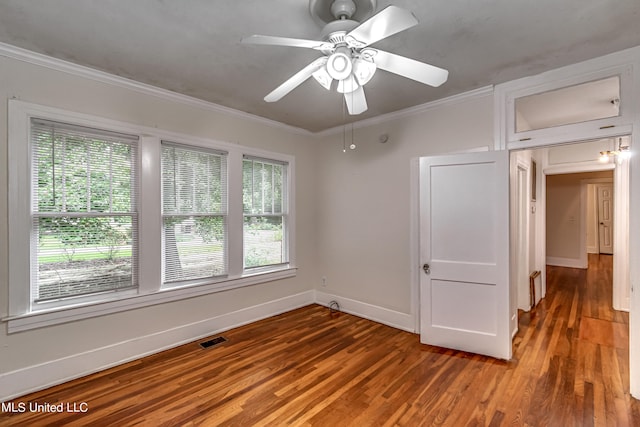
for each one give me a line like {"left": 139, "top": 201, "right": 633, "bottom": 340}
{"left": 515, "top": 253, "right": 633, "bottom": 424}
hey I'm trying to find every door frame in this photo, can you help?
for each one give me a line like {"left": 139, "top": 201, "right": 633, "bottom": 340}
{"left": 493, "top": 46, "right": 640, "bottom": 398}
{"left": 512, "top": 157, "right": 531, "bottom": 329}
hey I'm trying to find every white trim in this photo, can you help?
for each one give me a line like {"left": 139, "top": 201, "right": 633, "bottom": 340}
{"left": 409, "top": 158, "right": 420, "bottom": 334}
{"left": 0, "top": 42, "right": 312, "bottom": 136}
{"left": 0, "top": 291, "right": 315, "bottom": 402}
{"left": 544, "top": 161, "right": 615, "bottom": 175}
{"left": 513, "top": 158, "right": 531, "bottom": 312}
{"left": 315, "top": 290, "right": 415, "bottom": 333}
{"left": 546, "top": 256, "right": 588, "bottom": 269}
{"left": 536, "top": 153, "right": 547, "bottom": 300}
{"left": 4, "top": 268, "right": 298, "bottom": 333}
{"left": 629, "top": 133, "right": 640, "bottom": 398}
{"left": 507, "top": 125, "right": 634, "bottom": 151}
{"left": 614, "top": 158, "right": 631, "bottom": 311}
{"left": 315, "top": 86, "right": 494, "bottom": 137}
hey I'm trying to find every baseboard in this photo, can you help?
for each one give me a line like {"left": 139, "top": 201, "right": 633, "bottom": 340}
{"left": 314, "top": 290, "right": 415, "bottom": 333}
{"left": 0, "top": 290, "right": 415, "bottom": 401}
{"left": 546, "top": 256, "right": 587, "bottom": 269}
{"left": 0, "top": 290, "right": 315, "bottom": 402}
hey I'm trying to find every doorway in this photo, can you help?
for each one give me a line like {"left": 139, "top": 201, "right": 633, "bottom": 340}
{"left": 510, "top": 136, "right": 630, "bottom": 334}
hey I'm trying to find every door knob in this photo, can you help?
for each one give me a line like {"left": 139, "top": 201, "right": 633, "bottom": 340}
{"left": 423, "top": 263, "right": 431, "bottom": 274}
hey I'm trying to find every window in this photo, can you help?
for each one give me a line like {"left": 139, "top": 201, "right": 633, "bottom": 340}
{"left": 8, "top": 100, "right": 295, "bottom": 332}
{"left": 30, "top": 118, "right": 138, "bottom": 302}
{"left": 495, "top": 62, "right": 634, "bottom": 149}
{"left": 162, "top": 143, "right": 227, "bottom": 284}
{"left": 243, "top": 156, "right": 288, "bottom": 269}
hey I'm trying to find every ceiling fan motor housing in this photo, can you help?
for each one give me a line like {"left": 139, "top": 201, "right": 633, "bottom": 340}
{"left": 320, "top": 19, "right": 359, "bottom": 44}
{"left": 309, "top": 0, "right": 377, "bottom": 27}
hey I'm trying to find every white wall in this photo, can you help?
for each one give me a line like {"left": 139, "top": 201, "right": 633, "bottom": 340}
{"left": 0, "top": 55, "right": 320, "bottom": 395}
{"left": 314, "top": 93, "right": 494, "bottom": 317}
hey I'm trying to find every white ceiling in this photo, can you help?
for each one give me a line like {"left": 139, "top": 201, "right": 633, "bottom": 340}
{"left": 0, "top": 0, "right": 639, "bottom": 133}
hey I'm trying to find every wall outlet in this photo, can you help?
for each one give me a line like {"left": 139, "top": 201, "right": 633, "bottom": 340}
{"left": 321, "top": 276, "right": 327, "bottom": 287}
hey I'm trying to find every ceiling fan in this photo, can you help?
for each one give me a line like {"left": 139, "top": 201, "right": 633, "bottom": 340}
{"left": 241, "top": 0, "right": 448, "bottom": 115}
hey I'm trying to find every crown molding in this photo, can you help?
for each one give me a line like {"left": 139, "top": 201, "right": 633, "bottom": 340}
{"left": 0, "top": 41, "right": 495, "bottom": 138}
{"left": 0, "top": 42, "right": 313, "bottom": 136}
{"left": 314, "top": 85, "right": 494, "bottom": 137}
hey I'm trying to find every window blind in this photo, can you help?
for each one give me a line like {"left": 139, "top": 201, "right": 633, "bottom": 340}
{"left": 31, "top": 118, "right": 139, "bottom": 302}
{"left": 162, "top": 142, "right": 228, "bottom": 283}
{"left": 242, "top": 157, "right": 287, "bottom": 268}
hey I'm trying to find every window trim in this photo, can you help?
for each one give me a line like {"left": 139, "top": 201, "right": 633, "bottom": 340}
{"left": 5, "top": 100, "right": 296, "bottom": 333}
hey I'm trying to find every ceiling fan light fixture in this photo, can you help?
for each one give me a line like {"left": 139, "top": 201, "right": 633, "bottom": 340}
{"left": 326, "top": 50, "right": 353, "bottom": 80}
{"left": 353, "top": 57, "right": 376, "bottom": 85}
{"left": 312, "top": 66, "right": 333, "bottom": 90}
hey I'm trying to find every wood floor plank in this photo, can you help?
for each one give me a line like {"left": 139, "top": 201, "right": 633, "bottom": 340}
{"left": 1, "top": 254, "right": 639, "bottom": 426}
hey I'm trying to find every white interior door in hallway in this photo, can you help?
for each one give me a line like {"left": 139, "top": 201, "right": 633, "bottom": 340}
{"left": 597, "top": 183, "right": 614, "bottom": 254}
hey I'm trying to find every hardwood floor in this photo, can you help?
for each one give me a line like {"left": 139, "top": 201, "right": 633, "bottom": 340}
{"left": 2, "top": 254, "right": 639, "bottom": 426}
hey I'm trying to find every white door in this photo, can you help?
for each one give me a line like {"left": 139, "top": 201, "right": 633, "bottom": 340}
{"left": 597, "top": 184, "right": 614, "bottom": 254}
{"left": 419, "top": 150, "right": 511, "bottom": 359}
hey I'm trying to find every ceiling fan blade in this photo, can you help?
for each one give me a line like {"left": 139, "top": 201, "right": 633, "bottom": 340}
{"left": 370, "top": 49, "right": 448, "bottom": 87}
{"left": 264, "top": 57, "right": 328, "bottom": 102}
{"left": 241, "top": 35, "right": 333, "bottom": 51}
{"left": 345, "top": 6, "right": 418, "bottom": 48}
{"left": 344, "top": 86, "right": 368, "bottom": 115}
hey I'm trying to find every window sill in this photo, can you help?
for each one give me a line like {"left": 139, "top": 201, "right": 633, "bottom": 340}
{"left": 3, "top": 266, "right": 297, "bottom": 333}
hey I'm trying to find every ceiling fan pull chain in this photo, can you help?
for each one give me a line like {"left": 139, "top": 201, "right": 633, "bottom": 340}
{"left": 342, "top": 96, "right": 347, "bottom": 152}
